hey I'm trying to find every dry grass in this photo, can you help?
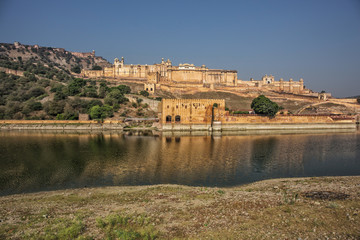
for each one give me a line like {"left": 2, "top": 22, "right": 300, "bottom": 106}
{"left": 0, "top": 176, "right": 359, "bottom": 239}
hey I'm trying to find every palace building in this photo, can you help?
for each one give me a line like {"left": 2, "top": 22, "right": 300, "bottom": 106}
{"left": 81, "top": 57, "right": 308, "bottom": 95}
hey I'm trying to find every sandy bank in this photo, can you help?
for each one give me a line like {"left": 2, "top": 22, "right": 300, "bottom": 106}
{"left": 1, "top": 176, "right": 359, "bottom": 239}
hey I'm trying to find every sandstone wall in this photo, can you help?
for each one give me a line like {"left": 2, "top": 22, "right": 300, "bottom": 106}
{"left": 221, "top": 115, "right": 338, "bottom": 124}
{"left": 161, "top": 99, "right": 225, "bottom": 124}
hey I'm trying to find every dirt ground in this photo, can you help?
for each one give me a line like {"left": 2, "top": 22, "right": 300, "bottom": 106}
{"left": 0, "top": 176, "right": 359, "bottom": 239}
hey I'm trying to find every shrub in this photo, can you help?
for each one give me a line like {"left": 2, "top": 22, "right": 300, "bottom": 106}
{"left": 86, "top": 99, "right": 103, "bottom": 112}
{"left": 139, "top": 90, "right": 149, "bottom": 97}
{"left": 44, "top": 101, "right": 65, "bottom": 116}
{"left": 136, "top": 108, "right": 144, "bottom": 116}
{"left": 136, "top": 98, "right": 143, "bottom": 104}
{"left": 54, "top": 90, "right": 68, "bottom": 101}
{"left": 27, "top": 100, "right": 42, "bottom": 111}
{"left": 105, "top": 89, "right": 128, "bottom": 105}
{"left": 81, "top": 85, "right": 98, "bottom": 98}
{"left": 68, "top": 78, "right": 86, "bottom": 95}
{"left": 0, "top": 106, "right": 5, "bottom": 119}
{"left": 117, "top": 85, "right": 131, "bottom": 94}
{"left": 233, "top": 111, "right": 249, "bottom": 114}
{"left": 71, "top": 65, "right": 81, "bottom": 74}
{"left": 91, "top": 65, "right": 102, "bottom": 70}
{"left": 28, "top": 87, "right": 45, "bottom": 98}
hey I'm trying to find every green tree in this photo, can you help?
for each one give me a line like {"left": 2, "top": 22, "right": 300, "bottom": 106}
{"left": 27, "top": 87, "right": 45, "bottom": 99}
{"left": 44, "top": 101, "right": 65, "bottom": 116}
{"left": 251, "top": 95, "right": 279, "bottom": 116}
{"left": 26, "top": 99, "right": 42, "bottom": 111}
{"left": 80, "top": 85, "right": 98, "bottom": 98}
{"left": 68, "top": 78, "right": 86, "bottom": 96}
{"left": 86, "top": 99, "right": 103, "bottom": 112}
{"left": 71, "top": 65, "right": 81, "bottom": 74}
{"left": 89, "top": 105, "right": 113, "bottom": 120}
{"left": 54, "top": 89, "right": 68, "bottom": 101}
{"left": 117, "top": 85, "right": 131, "bottom": 94}
{"left": 104, "top": 89, "right": 128, "bottom": 106}
{"left": 98, "top": 82, "right": 109, "bottom": 98}
{"left": 357, "top": 97, "right": 360, "bottom": 104}
{"left": 56, "top": 104, "right": 78, "bottom": 120}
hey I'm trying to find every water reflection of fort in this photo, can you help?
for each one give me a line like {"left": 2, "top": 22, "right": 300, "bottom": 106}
{"left": 0, "top": 130, "right": 359, "bottom": 195}
{"left": 101, "top": 134, "right": 310, "bottom": 186}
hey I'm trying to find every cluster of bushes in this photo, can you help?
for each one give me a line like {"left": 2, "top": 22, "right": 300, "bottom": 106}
{"left": 0, "top": 71, "right": 50, "bottom": 119}
{"left": 49, "top": 79, "right": 132, "bottom": 120}
{"left": 0, "top": 70, "right": 134, "bottom": 120}
{"left": 50, "top": 78, "right": 131, "bottom": 100}
{"left": 51, "top": 98, "right": 108, "bottom": 120}
{"left": 0, "top": 55, "right": 72, "bottom": 82}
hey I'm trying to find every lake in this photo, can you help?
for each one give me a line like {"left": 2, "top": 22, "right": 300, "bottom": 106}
{"left": 0, "top": 129, "right": 359, "bottom": 195}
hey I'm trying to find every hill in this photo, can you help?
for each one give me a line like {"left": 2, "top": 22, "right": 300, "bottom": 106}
{"left": 0, "top": 42, "right": 158, "bottom": 121}
{"left": 0, "top": 41, "right": 110, "bottom": 73}
{"left": 0, "top": 42, "right": 359, "bottom": 121}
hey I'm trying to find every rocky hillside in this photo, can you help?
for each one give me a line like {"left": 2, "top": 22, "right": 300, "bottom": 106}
{"left": 0, "top": 41, "right": 111, "bottom": 73}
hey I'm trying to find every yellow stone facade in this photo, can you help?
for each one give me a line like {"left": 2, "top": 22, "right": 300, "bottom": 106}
{"left": 160, "top": 99, "right": 355, "bottom": 130}
{"left": 160, "top": 99, "right": 226, "bottom": 125}
{"left": 238, "top": 74, "right": 305, "bottom": 94}
{"left": 81, "top": 57, "right": 307, "bottom": 95}
{"left": 82, "top": 57, "right": 237, "bottom": 86}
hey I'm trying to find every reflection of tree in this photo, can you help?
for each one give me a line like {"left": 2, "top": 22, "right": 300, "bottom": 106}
{"left": 251, "top": 137, "right": 278, "bottom": 173}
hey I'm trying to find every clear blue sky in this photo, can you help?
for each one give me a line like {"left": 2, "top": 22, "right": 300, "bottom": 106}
{"left": 1, "top": 0, "right": 359, "bottom": 97}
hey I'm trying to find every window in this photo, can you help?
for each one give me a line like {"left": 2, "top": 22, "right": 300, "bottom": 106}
{"left": 166, "top": 115, "right": 172, "bottom": 123}
{"left": 175, "top": 115, "right": 181, "bottom": 123}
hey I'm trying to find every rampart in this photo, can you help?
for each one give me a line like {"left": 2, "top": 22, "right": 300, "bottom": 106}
{"left": 160, "top": 99, "right": 356, "bottom": 131}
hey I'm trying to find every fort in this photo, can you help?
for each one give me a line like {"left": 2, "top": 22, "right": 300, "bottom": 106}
{"left": 81, "top": 57, "right": 310, "bottom": 95}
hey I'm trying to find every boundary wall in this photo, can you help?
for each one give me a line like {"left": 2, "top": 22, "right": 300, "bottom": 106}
{"left": 0, "top": 120, "right": 124, "bottom": 130}
{"left": 162, "top": 115, "right": 356, "bottom": 131}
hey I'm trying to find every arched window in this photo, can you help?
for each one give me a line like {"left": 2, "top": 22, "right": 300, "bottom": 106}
{"left": 175, "top": 115, "right": 181, "bottom": 123}
{"left": 166, "top": 115, "right": 172, "bottom": 123}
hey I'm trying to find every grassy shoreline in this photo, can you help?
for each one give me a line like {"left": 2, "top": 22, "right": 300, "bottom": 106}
{"left": 1, "top": 176, "right": 359, "bottom": 239}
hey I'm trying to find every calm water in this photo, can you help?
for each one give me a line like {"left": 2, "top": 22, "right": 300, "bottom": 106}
{"left": 0, "top": 129, "right": 359, "bottom": 195}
